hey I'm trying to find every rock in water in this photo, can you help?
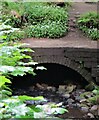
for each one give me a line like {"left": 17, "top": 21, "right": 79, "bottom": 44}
{"left": 65, "top": 84, "right": 76, "bottom": 93}
{"left": 62, "top": 93, "right": 70, "bottom": 99}
{"left": 81, "top": 107, "right": 89, "bottom": 113}
{"left": 87, "top": 113, "right": 94, "bottom": 118}
{"left": 58, "top": 85, "right": 66, "bottom": 93}
{"left": 36, "top": 83, "right": 44, "bottom": 90}
{"left": 90, "top": 105, "right": 98, "bottom": 113}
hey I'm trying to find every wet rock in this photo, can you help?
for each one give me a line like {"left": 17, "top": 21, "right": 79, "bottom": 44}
{"left": 63, "top": 101, "right": 68, "bottom": 106}
{"left": 80, "top": 99, "right": 87, "bottom": 103}
{"left": 65, "top": 84, "right": 76, "bottom": 93}
{"left": 25, "top": 99, "right": 48, "bottom": 106}
{"left": 50, "top": 94, "right": 55, "bottom": 97}
{"left": 72, "top": 103, "right": 78, "bottom": 108}
{"left": 74, "top": 89, "right": 84, "bottom": 95}
{"left": 41, "top": 83, "right": 48, "bottom": 88}
{"left": 75, "top": 15, "right": 80, "bottom": 19}
{"left": 52, "top": 87, "right": 56, "bottom": 92}
{"left": 80, "top": 89, "right": 86, "bottom": 92}
{"left": 87, "top": 113, "right": 95, "bottom": 118}
{"left": 69, "top": 28, "right": 75, "bottom": 32}
{"left": 73, "top": 19, "right": 76, "bottom": 23}
{"left": 80, "top": 103, "right": 89, "bottom": 107}
{"left": 75, "top": 12, "right": 80, "bottom": 15}
{"left": 76, "top": 103, "right": 81, "bottom": 108}
{"left": 67, "top": 98, "right": 74, "bottom": 104}
{"left": 58, "top": 85, "right": 66, "bottom": 93}
{"left": 81, "top": 107, "right": 89, "bottom": 113}
{"left": 75, "top": 96, "right": 82, "bottom": 102}
{"left": 85, "top": 94, "right": 93, "bottom": 98}
{"left": 47, "top": 86, "right": 53, "bottom": 91}
{"left": 62, "top": 93, "right": 70, "bottom": 99}
{"left": 90, "top": 105, "right": 98, "bottom": 112}
{"left": 34, "top": 100, "right": 47, "bottom": 105}
{"left": 25, "top": 100, "right": 35, "bottom": 105}
{"left": 66, "top": 103, "right": 73, "bottom": 108}
{"left": 29, "top": 86, "right": 35, "bottom": 91}
{"left": 36, "top": 83, "right": 44, "bottom": 90}
{"left": 47, "top": 86, "right": 56, "bottom": 92}
{"left": 86, "top": 102, "right": 92, "bottom": 106}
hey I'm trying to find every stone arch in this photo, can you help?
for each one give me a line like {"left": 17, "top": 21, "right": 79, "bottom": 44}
{"left": 33, "top": 55, "right": 94, "bottom": 83}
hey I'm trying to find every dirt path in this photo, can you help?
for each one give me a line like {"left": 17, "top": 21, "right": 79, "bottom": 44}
{"left": 61, "top": 2, "right": 97, "bottom": 41}
{"left": 22, "top": 2, "right": 98, "bottom": 48}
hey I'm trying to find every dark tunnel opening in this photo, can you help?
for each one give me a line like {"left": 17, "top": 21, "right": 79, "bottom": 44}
{"left": 11, "top": 63, "right": 89, "bottom": 89}
{"left": 33, "top": 63, "right": 89, "bottom": 87}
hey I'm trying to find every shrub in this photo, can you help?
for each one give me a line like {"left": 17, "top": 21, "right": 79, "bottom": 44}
{"left": 25, "top": 20, "right": 68, "bottom": 38}
{"left": 0, "top": 20, "right": 24, "bottom": 42}
{"left": 6, "top": 31, "right": 25, "bottom": 42}
{"left": 24, "top": 3, "right": 68, "bottom": 24}
{"left": 77, "top": 12, "right": 99, "bottom": 40}
{"left": 1, "top": 1, "right": 68, "bottom": 39}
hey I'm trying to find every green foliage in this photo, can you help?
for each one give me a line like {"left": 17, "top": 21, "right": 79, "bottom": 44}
{"left": 18, "top": 95, "right": 44, "bottom": 101}
{"left": 0, "top": 95, "right": 42, "bottom": 119}
{"left": 0, "top": 2, "right": 68, "bottom": 118}
{"left": 88, "top": 86, "right": 99, "bottom": 104}
{"left": 0, "top": 43, "right": 67, "bottom": 119}
{"left": 0, "top": 43, "right": 37, "bottom": 76}
{"left": 0, "top": 76, "right": 12, "bottom": 99}
{"left": 0, "top": 20, "right": 24, "bottom": 42}
{"left": 6, "top": 30, "right": 25, "bottom": 42}
{"left": 77, "top": 12, "right": 99, "bottom": 40}
{"left": 1, "top": 1, "right": 68, "bottom": 39}
{"left": 0, "top": 95, "right": 67, "bottom": 119}
{"left": 0, "top": 78, "right": 67, "bottom": 119}
{"left": 25, "top": 20, "right": 68, "bottom": 38}
{"left": 0, "top": 43, "right": 36, "bottom": 99}
{"left": 23, "top": 3, "right": 68, "bottom": 24}
{"left": 80, "top": 85, "right": 99, "bottom": 105}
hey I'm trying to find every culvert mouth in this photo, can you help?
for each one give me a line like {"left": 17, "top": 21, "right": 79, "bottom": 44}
{"left": 11, "top": 63, "right": 97, "bottom": 119}
{"left": 33, "top": 63, "right": 88, "bottom": 87}
{"left": 11, "top": 63, "right": 89, "bottom": 89}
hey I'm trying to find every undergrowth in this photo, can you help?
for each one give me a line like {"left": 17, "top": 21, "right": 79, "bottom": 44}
{"left": 0, "top": 43, "right": 67, "bottom": 119}
{"left": 1, "top": 1, "right": 68, "bottom": 41}
{"left": 77, "top": 12, "right": 99, "bottom": 40}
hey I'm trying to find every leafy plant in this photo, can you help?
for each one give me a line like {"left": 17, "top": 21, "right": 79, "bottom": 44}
{"left": 0, "top": 20, "right": 23, "bottom": 42}
{"left": 77, "top": 12, "right": 99, "bottom": 40}
{"left": 88, "top": 86, "right": 99, "bottom": 104}
{"left": 0, "top": 88, "right": 44, "bottom": 119}
{"left": 6, "top": 30, "right": 25, "bottom": 42}
{"left": 0, "top": 43, "right": 37, "bottom": 77}
{"left": 0, "top": 77, "right": 67, "bottom": 119}
{"left": 0, "top": 43, "right": 68, "bottom": 119}
{"left": 25, "top": 20, "right": 68, "bottom": 38}
{"left": 1, "top": 1, "right": 68, "bottom": 39}
{"left": 0, "top": 75, "right": 12, "bottom": 99}
{"left": 0, "top": 95, "right": 67, "bottom": 119}
{"left": 80, "top": 85, "right": 99, "bottom": 105}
